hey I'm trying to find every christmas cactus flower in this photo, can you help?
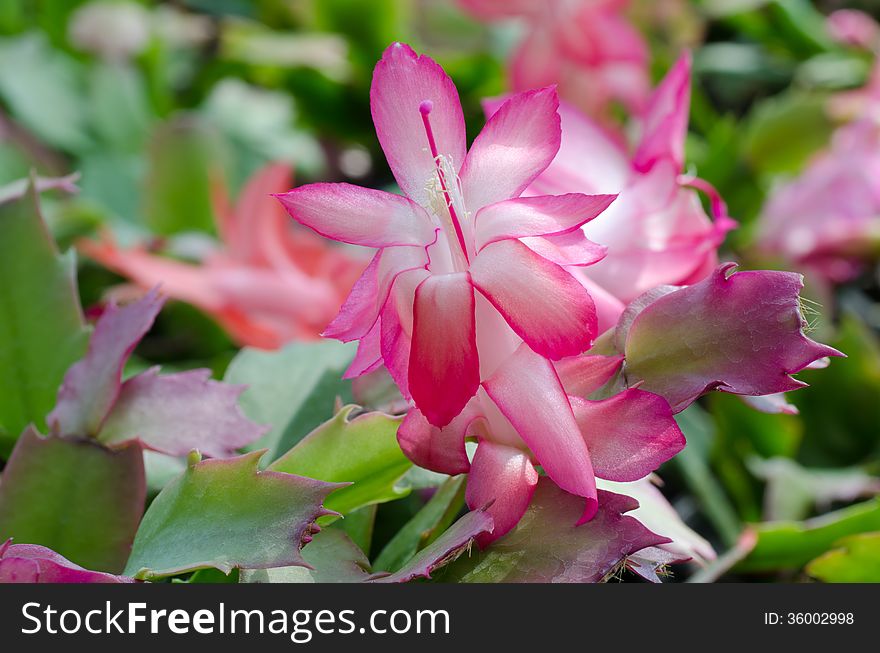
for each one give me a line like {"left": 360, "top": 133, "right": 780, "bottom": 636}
{"left": 522, "top": 53, "right": 736, "bottom": 331}
{"left": 458, "top": 0, "right": 651, "bottom": 121}
{"left": 759, "top": 17, "right": 880, "bottom": 286}
{"left": 81, "top": 163, "right": 365, "bottom": 349}
{"left": 757, "top": 119, "right": 880, "bottom": 283}
{"left": 277, "top": 42, "right": 617, "bottom": 429}
{"left": 278, "top": 43, "right": 843, "bottom": 547}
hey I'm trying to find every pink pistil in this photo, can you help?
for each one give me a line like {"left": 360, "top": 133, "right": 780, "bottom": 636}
{"left": 419, "top": 100, "right": 470, "bottom": 263}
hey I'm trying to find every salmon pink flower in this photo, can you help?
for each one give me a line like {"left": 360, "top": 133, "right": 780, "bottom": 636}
{"left": 80, "top": 163, "right": 365, "bottom": 349}
{"left": 523, "top": 53, "right": 736, "bottom": 332}
{"left": 277, "top": 42, "right": 616, "bottom": 429}
{"left": 459, "top": 0, "right": 651, "bottom": 121}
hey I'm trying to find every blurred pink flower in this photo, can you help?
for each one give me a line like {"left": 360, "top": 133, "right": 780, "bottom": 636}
{"left": 757, "top": 119, "right": 880, "bottom": 283}
{"left": 523, "top": 53, "right": 735, "bottom": 331}
{"left": 459, "top": 0, "right": 651, "bottom": 121}
{"left": 827, "top": 8, "right": 880, "bottom": 50}
{"left": 80, "top": 163, "right": 366, "bottom": 349}
{"left": 758, "top": 11, "right": 880, "bottom": 284}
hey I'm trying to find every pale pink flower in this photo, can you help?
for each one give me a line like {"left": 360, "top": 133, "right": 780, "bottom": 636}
{"left": 459, "top": 0, "right": 651, "bottom": 120}
{"left": 278, "top": 42, "right": 617, "bottom": 429}
{"left": 277, "top": 43, "right": 693, "bottom": 541}
{"left": 758, "top": 119, "right": 880, "bottom": 283}
{"left": 523, "top": 53, "right": 735, "bottom": 331}
{"left": 280, "top": 44, "right": 839, "bottom": 546}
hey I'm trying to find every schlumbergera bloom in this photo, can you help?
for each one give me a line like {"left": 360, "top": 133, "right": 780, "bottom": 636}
{"left": 279, "top": 43, "right": 694, "bottom": 543}
{"left": 757, "top": 119, "right": 880, "bottom": 283}
{"left": 81, "top": 163, "right": 365, "bottom": 349}
{"left": 458, "top": 0, "right": 651, "bottom": 121}
{"left": 520, "top": 53, "right": 736, "bottom": 332}
{"left": 757, "top": 12, "right": 880, "bottom": 284}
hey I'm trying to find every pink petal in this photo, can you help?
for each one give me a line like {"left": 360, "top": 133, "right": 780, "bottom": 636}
{"left": 379, "top": 268, "right": 429, "bottom": 400}
{"left": 275, "top": 182, "right": 435, "bottom": 248}
{"left": 632, "top": 53, "right": 691, "bottom": 173}
{"left": 521, "top": 230, "right": 607, "bottom": 268}
{"left": 483, "top": 344, "right": 598, "bottom": 523}
{"left": 466, "top": 441, "right": 538, "bottom": 546}
{"left": 583, "top": 162, "right": 724, "bottom": 303}
{"left": 571, "top": 389, "right": 685, "bottom": 482}
{"left": 48, "top": 289, "right": 165, "bottom": 437}
{"left": 741, "top": 393, "right": 799, "bottom": 415}
{"left": 460, "top": 87, "right": 561, "bottom": 210}
{"left": 343, "top": 320, "right": 383, "bottom": 379}
{"left": 79, "top": 237, "right": 224, "bottom": 310}
{"left": 0, "top": 542, "right": 134, "bottom": 583}
{"left": 225, "top": 162, "right": 293, "bottom": 265}
{"left": 324, "top": 244, "right": 431, "bottom": 342}
{"left": 396, "top": 402, "right": 478, "bottom": 475}
{"left": 409, "top": 272, "right": 480, "bottom": 427}
{"left": 322, "top": 250, "right": 381, "bottom": 341}
{"left": 578, "top": 274, "right": 626, "bottom": 335}
{"left": 555, "top": 354, "right": 624, "bottom": 397}
{"left": 370, "top": 42, "right": 466, "bottom": 208}
{"left": 524, "top": 99, "right": 630, "bottom": 196}
{"left": 508, "top": 25, "right": 563, "bottom": 104}
{"left": 97, "top": 368, "right": 267, "bottom": 457}
{"left": 470, "top": 239, "right": 596, "bottom": 360}
{"left": 623, "top": 264, "right": 845, "bottom": 411}
{"left": 474, "top": 193, "right": 617, "bottom": 251}
{"left": 596, "top": 476, "right": 717, "bottom": 565}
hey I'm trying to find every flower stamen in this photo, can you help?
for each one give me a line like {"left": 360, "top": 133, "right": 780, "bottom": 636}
{"left": 419, "top": 100, "right": 470, "bottom": 264}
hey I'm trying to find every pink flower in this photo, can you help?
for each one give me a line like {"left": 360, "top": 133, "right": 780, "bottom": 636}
{"left": 278, "top": 42, "right": 617, "bottom": 430}
{"left": 279, "top": 43, "right": 690, "bottom": 544}
{"left": 757, "top": 119, "right": 880, "bottom": 283}
{"left": 459, "top": 0, "right": 651, "bottom": 121}
{"left": 758, "top": 13, "right": 880, "bottom": 283}
{"left": 80, "top": 163, "right": 366, "bottom": 349}
{"left": 827, "top": 9, "right": 880, "bottom": 50}
{"left": 279, "top": 44, "right": 839, "bottom": 547}
{"left": 523, "top": 53, "right": 736, "bottom": 330}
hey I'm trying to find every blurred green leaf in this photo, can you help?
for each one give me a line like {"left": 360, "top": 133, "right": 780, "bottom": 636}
{"left": 736, "top": 498, "right": 880, "bottom": 573}
{"left": 224, "top": 340, "right": 355, "bottom": 461}
{"left": 373, "top": 475, "right": 465, "bottom": 573}
{"left": 744, "top": 91, "right": 832, "bottom": 176}
{"left": 673, "top": 404, "right": 743, "bottom": 546}
{"left": 78, "top": 151, "right": 144, "bottom": 224}
{"left": 0, "top": 181, "right": 90, "bottom": 454}
{"left": 0, "top": 33, "right": 92, "bottom": 152}
{"left": 269, "top": 406, "right": 410, "bottom": 516}
{"left": 708, "top": 392, "right": 801, "bottom": 459}
{"left": 200, "top": 78, "right": 324, "bottom": 185}
{"left": 89, "top": 61, "right": 153, "bottom": 151}
{"left": 0, "top": 427, "right": 144, "bottom": 573}
{"left": 807, "top": 532, "right": 880, "bottom": 583}
{"left": 750, "top": 457, "right": 880, "bottom": 522}
{"left": 124, "top": 450, "right": 335, "bottom": 580}
{"left": 143, "top": 117, "right": 222, "bottom": 236}
{"left": 793, "top": 315, "right": 880, "bottom": 467}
